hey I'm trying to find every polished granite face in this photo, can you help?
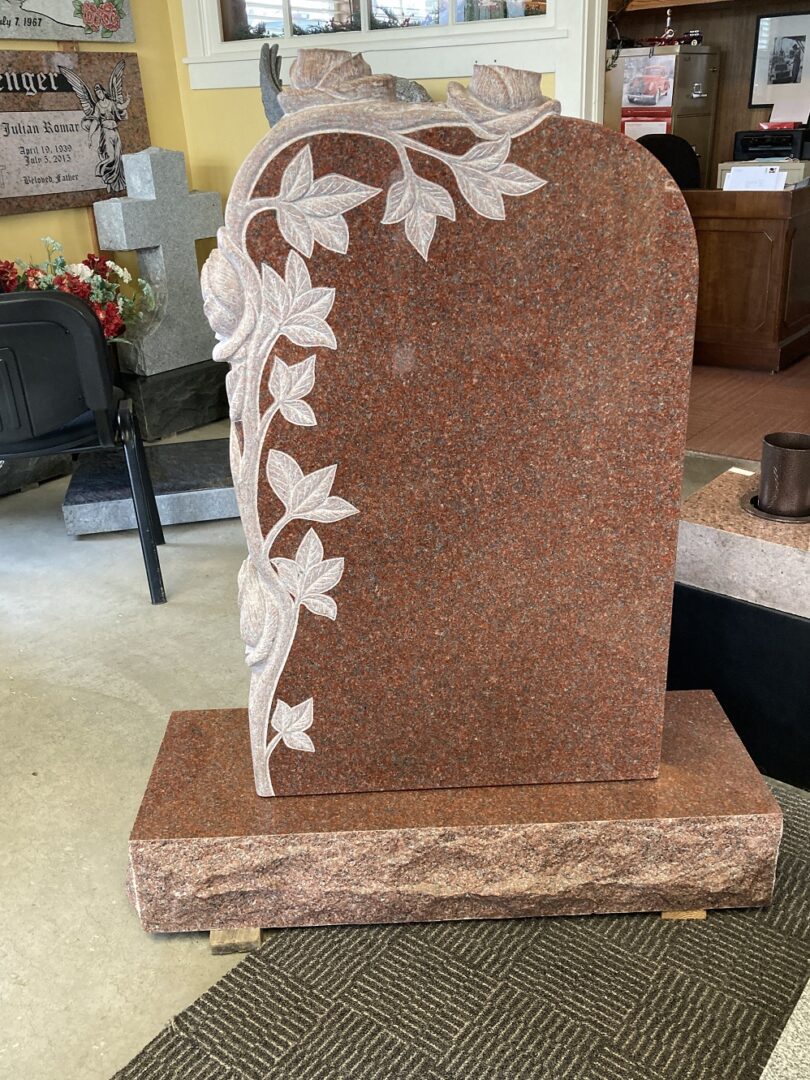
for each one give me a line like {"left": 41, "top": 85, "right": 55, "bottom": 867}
{"left": 236, "top": 113, "right": 697, "bottom": 796}
{"left": 128, "top": 691, "right": 782, "bottom": 931}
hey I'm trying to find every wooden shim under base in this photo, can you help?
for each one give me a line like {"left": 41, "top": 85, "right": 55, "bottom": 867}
{"left": 661, "top": 909, "right": 708, "bottom": 921}
{"left": 210, "top": 928, "right": 263, "bottom": 955}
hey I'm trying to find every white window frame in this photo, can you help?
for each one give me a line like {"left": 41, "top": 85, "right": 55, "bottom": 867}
{"left": 181, "top": 0, "right": 606, "bottom": 121}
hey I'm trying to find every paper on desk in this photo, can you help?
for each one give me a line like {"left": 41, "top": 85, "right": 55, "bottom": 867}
{"left": 723, "top": 166, "right": 787, "bottom": 191}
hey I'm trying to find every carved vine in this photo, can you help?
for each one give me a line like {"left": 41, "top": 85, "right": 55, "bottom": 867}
{"left": 201, "top": 51, "right": 559, "bottom": 796}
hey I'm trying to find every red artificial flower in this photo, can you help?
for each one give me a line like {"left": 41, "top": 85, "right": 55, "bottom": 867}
{"left": 53, "top": 273, "right": 92, "bottom": 302}
{"left": 100, "top": 301, "right": 125, "bottom": 339}
{"left": 83, "top": 253, "right": 110, "bottom": 276}
{"left": 0, "top": 259, "right": 19, "bottom": 293}
{"left": 81, "top": 2, "right": 103, "bottom": 30}
{"left": 23, "top": 267, "right": 45, "bottom": 289}
{"left": 99, "top": 2, "right": 121, "bottom": 32}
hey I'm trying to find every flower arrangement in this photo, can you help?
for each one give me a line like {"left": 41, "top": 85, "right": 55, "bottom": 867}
{"left": 0, "top": 237, "right": 155, "bottom": 340}
{"left": 74, "top": 0, "right": 125, "bottom": 36}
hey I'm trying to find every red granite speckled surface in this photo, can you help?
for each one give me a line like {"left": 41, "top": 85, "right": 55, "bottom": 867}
{"left": 241, "top": 115, "right": 697, "bottom": 797}
{"left": 127, "top": 692, "right": 782, "bottom": 931}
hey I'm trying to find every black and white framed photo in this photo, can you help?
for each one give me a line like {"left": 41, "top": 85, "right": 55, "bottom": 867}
{"left": 750, "top": 12, "right": 810, "bottom": 107}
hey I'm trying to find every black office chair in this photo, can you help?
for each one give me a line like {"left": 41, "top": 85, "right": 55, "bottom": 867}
{"left": 637, "top": 133, "right": 702, "bottom": 190}
{"left": 0, "top": 290, "right": 166, "bottom": 604}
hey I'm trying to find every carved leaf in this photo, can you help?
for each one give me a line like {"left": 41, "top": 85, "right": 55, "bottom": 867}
{"left": 301, "top": 594, "right": 338, "bottom": 620}
{"left": 279, "top": 143, "right": 313, "bottom": 200}
{"left": 452, "top": 170, "right": 505, "bottom": 221}
{"left": 406, "top": 208, "right": 440, "bottom": 260}
{"left": 269, "top": 355, "right": 317, "bottom": 427}
{"left": 492, "top": 162, "right": 546, "bottom": 196}
{"left": 458, "top": 137, "right": 511, "bottom": 169}
{"left": 276, "top": 206, "right": 315, "bottom": 259}
{"left": 281, "top": 400, "right": 317, "bottom": 427}
{"left": 284, "top": 253, "right": 337, "bottom": 349}
{"left": 260, "top": 252, "right": 337, "bottom": 349}
{"left": 302, "top": 172, "right": 378, "bottom": 218}
{"left": 286, "top": 249, "right": 311, "bottom": 297}
{"left": 295, "top": 528, "right": 324, "bottom": 571}
{"left": 300, "top": 496, "right": 359, "bottom": 523}
{"left": 266, "top": 449, "right": 304, "bottom": 507}
{"left": 382, "top": 172, "right": 455, "bottom": 260}
{"left": 288, "top": 464, "right": 337, "bottom": 516}
{"left": 269, "top": 356, "right": 292, "bottom": 401}
{"left": 450, "top": 135, "right": 546, "bottom": 221}
{"left": 310, "top": 215, "right": 350, "bottom": 257}
{"left": 270, "top": 697, "right": 315, "bottom": 752}
{"left": 284, "top": 730, "right": 315, "bottom": 751}
{"left": 288, "top": 314, "right": 336, "bottom": 349}
{"left": 301, "top": 557, "right": 344, "bottom": 598}
{"left": 271, "top": 557, "right": 303, "bottom": 595}
{"left": 261, "top": 262, "right": 289, "bottom": 329}
{"left": 287, "top": 355, "right": 316, "bottom": 399}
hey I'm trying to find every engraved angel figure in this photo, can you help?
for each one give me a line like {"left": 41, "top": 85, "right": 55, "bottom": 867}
{"left": 59, "top": 59, "right": 130, "bottom": 193}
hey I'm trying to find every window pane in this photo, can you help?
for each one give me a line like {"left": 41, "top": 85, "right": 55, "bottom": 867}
{"left": 291, "top": 0, "right": 361, "bottom": 35}
{"left": 456, "top": 0, "right": 546, "bottom": 22}
{"left": 221, "top": 0, "right": 284, "bottom": 39}
{"left": 371, "top": 0, "right": 448, "bottom": 29}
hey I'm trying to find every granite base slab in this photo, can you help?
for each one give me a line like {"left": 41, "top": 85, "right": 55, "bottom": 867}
{"left": 119, "top": 359, "right": 228, "bottom": 442}
{"left": 0, "top": 454, "right": 73, "bottom": 497}
{"left": 127, "top": 691, "right": 782, "bottom": 933}
{"left": 62, "top": 439, "right": 237, "bottom": 536}
{"left": 677, "top": 469, "right": 810, "bottom": 619}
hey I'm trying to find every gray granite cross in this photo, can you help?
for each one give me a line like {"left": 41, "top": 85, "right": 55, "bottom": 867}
{"left": 94, "top": 147, "right": 223, "bottom": 376}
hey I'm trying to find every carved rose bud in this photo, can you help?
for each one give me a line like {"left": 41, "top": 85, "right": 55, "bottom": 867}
{"left": 238, "top": 558, "right": 266, "bottom": 652}
{"left": 289, "top": 49, "right": 370, "bottom": 90}
{"left": 279, "top": 48, "right": 396, "bottom": 114}
{"left": 200, "top": 231, "right": 259, "bottom": 363}
{"left": 468, "top": 65, "right": 547, "bottom": 112}
{"left": 201, "top": 248, "right": 240, "bottom": 340}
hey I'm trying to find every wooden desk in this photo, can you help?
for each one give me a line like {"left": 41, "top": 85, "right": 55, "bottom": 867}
{"left": 685, "top": 187, "right": 810, "bottom": 372}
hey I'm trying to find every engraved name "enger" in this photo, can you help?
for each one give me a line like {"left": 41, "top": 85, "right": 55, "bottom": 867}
{"left": 0, "top": 70, "right": 61, "bottom": 96}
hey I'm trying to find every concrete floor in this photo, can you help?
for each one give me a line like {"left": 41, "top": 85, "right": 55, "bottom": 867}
{"left": 0, "top": 436, "right": 750, "bottom": 1080}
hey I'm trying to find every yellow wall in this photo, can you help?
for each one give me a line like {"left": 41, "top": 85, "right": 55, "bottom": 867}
{"left": 2, "top": 1, "right": 555, "bottom": 261}
{"left": 1, "top": 2, "right": 186, "bottom": 263}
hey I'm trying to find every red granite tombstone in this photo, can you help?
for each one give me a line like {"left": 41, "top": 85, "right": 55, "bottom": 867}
{"left": 127, "top": 53, "right": 781, "bottom": 932}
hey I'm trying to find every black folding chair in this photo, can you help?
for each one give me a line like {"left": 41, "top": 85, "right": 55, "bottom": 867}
{"left": 637, "top": 133, "right": 702, "bottom": 190}
{"left": 0, "top": 290, "right": 166, "bottom": 604}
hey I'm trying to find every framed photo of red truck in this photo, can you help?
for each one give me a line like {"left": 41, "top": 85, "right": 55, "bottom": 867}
{"left": 621, "top": 54, "right": 675, "bottom": 110}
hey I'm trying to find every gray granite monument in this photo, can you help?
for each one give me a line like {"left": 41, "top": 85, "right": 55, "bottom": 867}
{"left": 93, "top": 147, "right": 223, "bottom": 376}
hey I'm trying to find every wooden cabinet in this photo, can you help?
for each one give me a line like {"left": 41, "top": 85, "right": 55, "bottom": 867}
{"left": 685, "top": 187, "right": 810, "bottom": 372}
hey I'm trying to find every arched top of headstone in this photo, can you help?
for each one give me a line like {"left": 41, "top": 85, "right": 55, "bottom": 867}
{"left": 202, "top": 50, "right": 697, "bottom": 799}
